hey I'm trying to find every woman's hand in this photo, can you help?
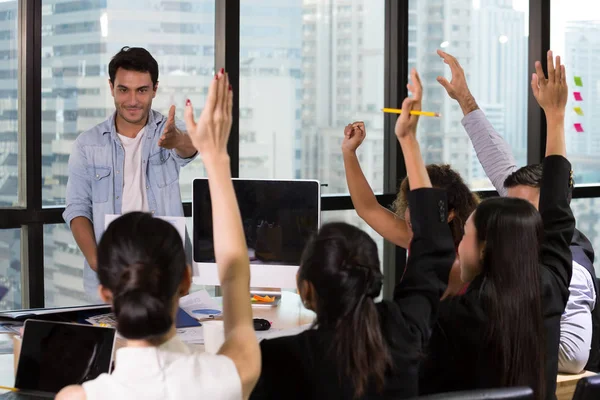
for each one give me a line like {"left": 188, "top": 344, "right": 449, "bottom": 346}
{"left": 342, "top": 121, "right": 366, "bottom": 154}
{"left": 395, "top": 68, "right": 422, "bottom": 141}
{"left": 184, "top": 68, "right": 233, "bottom": 163}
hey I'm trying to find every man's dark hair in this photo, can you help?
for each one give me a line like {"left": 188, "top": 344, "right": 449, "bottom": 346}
{"left": 504, "top": 164, "right": 574, "bottom": 203}
{"left": 108, "top": 46, "right": 159, "bottom": 87}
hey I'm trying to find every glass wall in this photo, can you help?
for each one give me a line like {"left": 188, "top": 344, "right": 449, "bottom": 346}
{"left": 0, "top": 1, "right": 20, "bottom": 207}
{"left": 238, "top": 0, "right": 385, "bottom": 195}
{"left": 408, "top": 0, "right": 529, "bottom": 190}
{"left": 40, "top": 0, "right": 215, "bottom": 207}
{"left": 551, "top": 0, "right": 600, "bottom": 185}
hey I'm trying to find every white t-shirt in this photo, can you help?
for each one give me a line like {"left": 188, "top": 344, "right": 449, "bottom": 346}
{"left": 118, "top": 127, "right": 149, "bottom": 214}
{"left": 82, "top": 336, "right": 242, "bottom": 400}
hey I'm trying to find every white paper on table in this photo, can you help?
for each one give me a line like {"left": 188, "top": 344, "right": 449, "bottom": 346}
{"left": 177, "top": 326, "right": 204, "bottom": 344}
{"left": 105, "top": 214, "right": 186, "bottom": 245}
{"left": 179, "top": 290, "right": 223, "bottom": 319}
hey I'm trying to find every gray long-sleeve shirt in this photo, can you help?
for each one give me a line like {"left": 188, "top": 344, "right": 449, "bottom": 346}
{"left": 462, "top": 109, "right": 597, "bottom": 374}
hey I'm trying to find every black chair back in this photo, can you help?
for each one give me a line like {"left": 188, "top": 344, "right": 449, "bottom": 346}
{"left": 573, "top": 374, "right": 600, "bottom": 400}
{"left": 416, "top": 387, "right": 534, "bottom": 399}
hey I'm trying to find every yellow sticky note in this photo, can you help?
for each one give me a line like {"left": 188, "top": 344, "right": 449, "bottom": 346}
{"left": 574, "top": 107, "right": 584, "bottom": 116}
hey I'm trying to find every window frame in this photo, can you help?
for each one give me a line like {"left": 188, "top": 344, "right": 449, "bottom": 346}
{"left": 4, "top": 0, "right": 597, "bottom": 308}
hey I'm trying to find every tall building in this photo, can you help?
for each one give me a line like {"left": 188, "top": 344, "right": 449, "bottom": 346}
{"left": 408, "top": 0, "right": 527, "bottom": 188}
{"left": 408, "top": 0, "right": 476, "bottom": 183}
{"left": 472, "top": 0, "right": 528, "bottom": 172}
{"left": 300, "top": 0, "right": 385, "bottom": 259}
{"left": 300, "top": 0, "right": 384, "bottom": 195}
{"left": 0, "top": 2, "right": 20, "bottom": 310}
{"left": 564, "top": 20, "right": 600, "bottom": 183}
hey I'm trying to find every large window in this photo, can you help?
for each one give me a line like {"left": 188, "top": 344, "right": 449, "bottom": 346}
{"left": 0, "top": 1, "right": 19, "bottom": 207}
{"left": 551, "top": 0, "right": 600, "bottom": 185}
{"left": 39, "top": 1, "right": 215, "bottom": 304}
{"left": 40, "top": 0, "right": 215, "bottom": 207}
{"left": 238, "top": 0, "right": 385, "bottom": 195}
{"left": 408, "top": 0, "right": 529, "bottom": 190}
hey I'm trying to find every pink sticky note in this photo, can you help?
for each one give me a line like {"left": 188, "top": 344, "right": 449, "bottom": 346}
{"left": 574, "top": 123, "right": 584, "bottom": 133}
{"left": 574, "top": 92, "right": 583, "bottom": 101}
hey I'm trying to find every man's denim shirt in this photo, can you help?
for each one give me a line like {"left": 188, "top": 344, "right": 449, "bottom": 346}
{"left": 63, "top": 110, "right": 196, "bottom": 300}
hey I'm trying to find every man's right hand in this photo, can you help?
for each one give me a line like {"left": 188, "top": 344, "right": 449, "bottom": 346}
{"left": 342, "top": 121, "right": 366, "bottom": 154}
{"left": 436, "top": 50, "right": 479, "bottom": 115}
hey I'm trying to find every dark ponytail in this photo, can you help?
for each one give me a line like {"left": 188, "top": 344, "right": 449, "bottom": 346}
{"left": 97, "top": 212, "right": 187, "bottom": 340}
{"left": 299, "top": 222, "right": 392, "bottom": 397}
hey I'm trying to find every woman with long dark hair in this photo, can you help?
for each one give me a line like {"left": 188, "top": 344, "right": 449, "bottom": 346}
{"left": 57, "top": 71, "right": 261, "bottom": 400}
{"left": 419, "top": 51, "right": 575, "bottom": 400}
{"left": 251, "top": 73, "right": 456, "bottom": 399}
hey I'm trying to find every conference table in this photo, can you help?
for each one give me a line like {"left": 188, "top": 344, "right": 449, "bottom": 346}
{"left": 0, "top": 293, "right": 595, "bottom": 399}
{"left": 0, "top": 291, "right": 315, "bottom": 394}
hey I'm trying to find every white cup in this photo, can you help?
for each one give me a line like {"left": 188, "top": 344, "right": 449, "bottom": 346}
{"left": 202, "top": 320, "right": 225, "bottom": 354}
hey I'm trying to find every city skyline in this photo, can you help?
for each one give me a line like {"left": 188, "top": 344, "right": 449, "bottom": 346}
{"left": 1, "top": 1, "right": 600, "bottom": 310}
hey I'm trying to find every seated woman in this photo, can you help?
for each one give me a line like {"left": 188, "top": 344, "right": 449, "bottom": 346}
{"left": 57, "top": 71, "right": 260, "bottom": 400}
{"left": 419, "top": 52, "right": 574, "bottom": 400}
{"left": 250, "top": 73, "right": 456, "bottom": 399}
{"left": 342, "top": 71, "right": 479, "bottom": 298}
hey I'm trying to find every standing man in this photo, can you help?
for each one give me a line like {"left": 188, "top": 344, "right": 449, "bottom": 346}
{"left": 63, "top": 47, "right": 198, "bottom": 301}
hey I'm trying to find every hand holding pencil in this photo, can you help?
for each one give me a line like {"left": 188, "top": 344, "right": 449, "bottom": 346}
{"left": 395, "top": 69, "right": 423, "bottom": 140}
{"left": 382, "top": 68, "right": 441, "bottom": 118}
{"left": 382, "top": 108, "right": 441, "bottom": 117}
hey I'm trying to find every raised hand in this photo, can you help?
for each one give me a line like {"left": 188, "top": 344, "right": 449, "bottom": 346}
{"left": 395, "top": 69, "right": 423, "bottom": 140}
{"left": 436, "top": 50, "right": 479, "bottom": 115}
{"left": 342, "top": 121, "right": 366, "bottom": 153}
{"left": 184, "top": 69, "right": 232, "bottom": 161}
{"left": 532, "top": 50, "right": 568, "bottom": 115}
{"left": 407, "top": 68, "right": 423, "bottom": 104}
{"left": 394, "top": 97, "right": 420, "bottom": 140}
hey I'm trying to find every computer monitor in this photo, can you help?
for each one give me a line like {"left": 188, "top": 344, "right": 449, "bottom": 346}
{"left": 192, "top": 179, "right": 321, "bottom": 289}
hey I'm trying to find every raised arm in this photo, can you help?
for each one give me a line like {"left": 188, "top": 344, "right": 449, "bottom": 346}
{"left": 533, "top": 51, "right": 575, "bottom": 294}
{"left": 185, "top": 71, "right": 260, "bottom": 400}
{"left": 392, "top": 79, "right": 455, "bottom": 335}
{"left": 342, "top": 121, "right": 412, "bottom": 248}
{"left": 437, "top": 50, "right": 517, "bottom": 195}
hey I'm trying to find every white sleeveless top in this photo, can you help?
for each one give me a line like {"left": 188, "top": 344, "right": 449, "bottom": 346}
{"left": 82, "top": 336, "right": 242, "bottom": 400}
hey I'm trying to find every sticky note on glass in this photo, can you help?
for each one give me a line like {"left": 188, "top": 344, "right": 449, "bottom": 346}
{"left": 574, "top": 123, "right": 584, "bottom": 133}
{"left": 574, "top": 92, "right": 583, "bottom": 101}
{"left": 574, "top": 107, "right": 584, "bottom": 116}
{"left": 574, "top": 76, "right": 583, "bottom": 87}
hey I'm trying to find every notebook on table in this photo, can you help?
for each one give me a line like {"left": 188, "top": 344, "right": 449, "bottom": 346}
{"left": 0, "top": 319, "right": 116, "bottom": 399}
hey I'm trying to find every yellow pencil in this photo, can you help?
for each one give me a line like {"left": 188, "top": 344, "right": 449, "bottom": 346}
{"left": 0, "top": 385, "right": 16, "bottom": 391}
{"left": 382, "top": 108, "right": 441, "bottom": 117}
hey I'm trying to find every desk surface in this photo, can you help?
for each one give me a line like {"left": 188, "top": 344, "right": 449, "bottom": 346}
{"left": 0, "top": 291, "right": 315, "bottom": 393}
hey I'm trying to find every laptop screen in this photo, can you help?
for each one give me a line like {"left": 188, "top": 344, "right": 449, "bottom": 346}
{"left": 15, "top": 320, "right": 115, "bottom": 393}
{"left": 193, "top": 179, "right": 320, "bottom": 265}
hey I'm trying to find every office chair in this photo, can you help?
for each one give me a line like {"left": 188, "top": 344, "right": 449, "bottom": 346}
{"left": 416, "top": 386, "right": 534, "bottom": 399}
{"left": 573, "top": 374, "right": 600, "bottom": 400}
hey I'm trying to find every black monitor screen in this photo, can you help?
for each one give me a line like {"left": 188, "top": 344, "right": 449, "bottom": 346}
{"left": 16, "top": 320, "right": 115, "bottom": 393}
{"left": 193, "top": 179, "right": 320, "bottom": 265}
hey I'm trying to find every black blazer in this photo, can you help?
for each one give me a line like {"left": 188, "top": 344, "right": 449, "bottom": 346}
{"left": 419, "top": 156, "right": 575, "bottom": 400}
{"left": 250, "top": 188, "right": 456, "bottom": 400}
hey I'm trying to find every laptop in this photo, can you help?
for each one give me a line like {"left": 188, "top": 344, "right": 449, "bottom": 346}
{"left": 0, "top": 319, "right": 116, "bottom": 399}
